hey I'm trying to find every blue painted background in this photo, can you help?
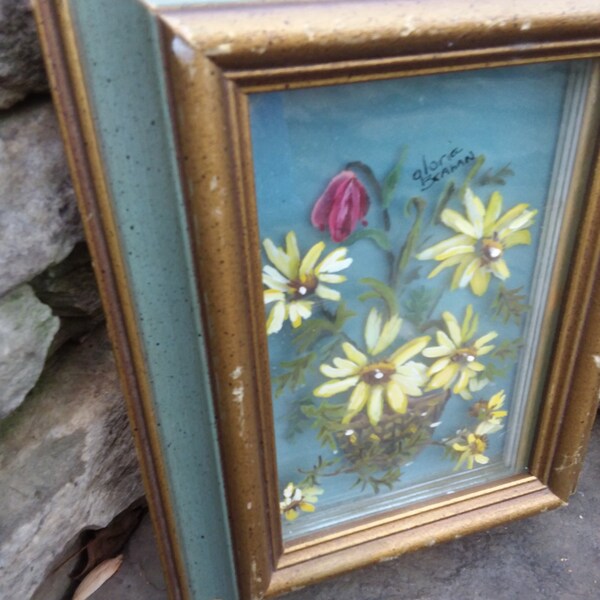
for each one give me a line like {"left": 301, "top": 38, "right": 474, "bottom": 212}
{"left": 250, "top": 62, "right": 571, "bottom": 537}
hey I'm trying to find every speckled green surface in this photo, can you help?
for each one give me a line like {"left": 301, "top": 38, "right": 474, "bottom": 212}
{"left": 67, "top": 1, "right": 237, "bottom": 598}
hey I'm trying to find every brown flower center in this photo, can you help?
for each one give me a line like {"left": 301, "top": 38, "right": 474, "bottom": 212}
{"left": 470, "top": 435, "right": 488, "bottom": 454}
{"left": 451, "top": 347, "right": 478, "bottom": 364}
{"left": 289, "top": 276, "right": 317, "bottom": 299}
{"left": 480, "top": 237, "right": 504, "bottom": 263}
{"left": 360, "top": 361, "right": 396, "bottom": 385}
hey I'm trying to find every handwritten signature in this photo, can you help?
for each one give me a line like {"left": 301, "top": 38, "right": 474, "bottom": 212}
{"left": 412, "top": 147, "right": 476, "bottom": 191}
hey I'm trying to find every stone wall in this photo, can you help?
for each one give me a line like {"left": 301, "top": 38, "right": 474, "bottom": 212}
{"left": 0, "top": 2, "right": 144, "bottom": 598}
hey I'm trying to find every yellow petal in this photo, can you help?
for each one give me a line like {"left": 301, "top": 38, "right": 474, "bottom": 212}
{"left": 299, "top": 241, "right": 325, "bottom": 280}
{"left": 458, "top": 257, "right": 481, "bottom": 289}
{"left": 314, "top": 376, "right": 359, "bottom": 397}
{"left": 470, "top": 268, "right": 491, "bottom": 296}
{"left": 465, "top": 312, "right": 480, "bottom": 341}
{"left": 474, "top": 331, "right": 498, "bottom": 348}
{"left": 453, "top": 369, "right": 471, "bottom": 394}
{"left": 263, "top": 238, "right": 296, "bottom": 280}
{"left": 435, "top": 330, "right": 456, "bottom": 350}
{"left": 371, "top": 315, "right": 403, "bottom": 355}
{"left": 285, "top": 509, "right": 299, "bottom": 521}
{"left": 318, "top": 273, "right": 346, "bottom": 283}
{"left": 299, "top": 502, "right": 315, "bottom": 513}
{"left": 364, "top": 308, "right": 382, "bottom": 354}
{"left": 461, "top": 304, "right": 474, "bottom": 339}
{"left": 320, "top": 362, "right": 358, "bottom": 378}
{"left": 468, "top": 361, "right": 486, "bottom": 372}
{"left": 493, "top": 203, "right": 529, "bottom": 232}
{"left": 441, "top": 209, "right": 477, "bottom": 237}
{"left": 342, "top": 342, "right": 368, "bottom": 366}
{"left": 315, "top": 283, "right": 341, "bottom": 301}
{"left": 262, "top": 265, "right": 290, "bottom": 291}
{"left": 435, "top": 245, "right": 477, "bottom": 261}
{"left": 390, "top": 335, "right": 431, "bottom": 366}
{"left": 463, "top": 188, "right": 485, "bottom": 237}
{"left": 264, "top": 289, "right": 285, "bottom": 304}
{"left": 427, "top": 356, "right": 451, "bottom": 375}
{"left": 490, "top": 259, "right": 510, "bottom": 280}
{"left": 443, "top": 311, "right": 463, "bottom": 346}
{"left": 367, "top": 386, "right": 384, "bottom": 425}
{"left": 316, "top": 247, "right": 352, "bottom": 273}
{"left": 346, "top": 381, "right": 369, "bottom": 413}
{"left": 266, "top": 301, "right": 286, "bottom": 334}
{"left": 428, "top": 254, "right": 467, "bottom": 279}
{"left": 450, "top": 257, "right": 470, "bottom": 290}
{"left": 288, "top": 303, "right": 303, "bottom": 328}
{"left": 386, "top": 380, "right": 407, "bottom": 413}
{"left": 504, "top": 209, "right": 537, "bottom": 232}
{"left": 428, "top": 362, "right": 460, "bottom": 389}
{"left": 483, "top": 190, "right": 503, "bottom": 235}
{"left": 503, "top": 229, "right": 532, "bottom": 248}
{"left": 417, "top": 234, "right": 472, "bottom": 260}
{"left": 285, "top": 231, "right": 300, "bottom": 275}
{"left": 333, "top": 356, "right": 360, "bottom": 370}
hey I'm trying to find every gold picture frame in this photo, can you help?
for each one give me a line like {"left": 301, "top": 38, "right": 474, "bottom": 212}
{"left": 35, "top": 2, "right": 600, "bottom": 599}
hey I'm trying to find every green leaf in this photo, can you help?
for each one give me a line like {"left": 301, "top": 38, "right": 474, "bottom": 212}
{"left": 490, "top": 338, "right": 524, "bottom": 362}
{"left": 458, "top": 154, "right": 486, "bottom": 199}
{"left": 333, "top": 301, "right": 357, "bottom": 328}
{"left": 478, "top": 163, "right": 515, "bottom": 186}
{"left": 431, "top": 180, "right": 455, "bottom": 225}
{"left": 491, "top": 285, "right": 530, "bottom": 326}
{"left": 344, "top": 228, "right": 392, "bottom": 251}
{"left": 284, "top": 397, "right": 315, "bottom": 441}
{"left": 272, "top": 352, "right": 317, "bottom": 397}
{"left": 358, "top": 277, "right": 398, "bottom": 316}
{"left": 396, "top": 197, "right": 426, "bottom": 282}
{"left": 382, "top": 147, "right": 408, "bottom": 208}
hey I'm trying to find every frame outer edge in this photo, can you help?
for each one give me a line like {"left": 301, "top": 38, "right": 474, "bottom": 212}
{"left": 159, "top": 21, "right": 275, "bottom": 600}
{"left": 158, "top": 3, "right": 600, "bottom": 598}
{"left": 32, "top": 2, "right": 190, "bottom": 598}
{"left": 548, "top": 133, "right": 600, "bottom": 500}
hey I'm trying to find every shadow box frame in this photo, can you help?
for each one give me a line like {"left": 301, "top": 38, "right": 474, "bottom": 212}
{"left": 33, "top": 1, "right": 600, "bottom": 599}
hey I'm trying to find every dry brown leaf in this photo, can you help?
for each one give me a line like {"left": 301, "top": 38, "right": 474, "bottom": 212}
{"left": 71, "top": 500, "right": 146, "bottom": 579}
{"left": 72, "top": 555, "right": 124, "bottom": 600}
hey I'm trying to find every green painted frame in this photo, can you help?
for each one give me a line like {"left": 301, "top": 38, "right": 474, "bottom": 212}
{"left": 34, "top": 1, "right": 600, "bottom": 599}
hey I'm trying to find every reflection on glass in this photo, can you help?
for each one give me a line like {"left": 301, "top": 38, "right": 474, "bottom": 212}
{"left": 249, "top": 60, "right": 593, "bottom": 540}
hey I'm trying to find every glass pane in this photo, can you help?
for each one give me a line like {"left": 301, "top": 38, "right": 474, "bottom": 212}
{"left": 248, "top": 60, "right": 594, "bottom": 541}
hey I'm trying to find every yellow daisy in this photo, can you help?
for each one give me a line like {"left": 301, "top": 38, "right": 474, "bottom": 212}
{"left": 314, "top": 308, "right": 431, "bottom": 426}
{"left": 279, "top": 482, "right": 323, "bottom": 521}
{"left": 417, "top": 188, "right": 537, "bottom": 296}
{"left": 452, "top": 431, "right": 489, "bottom": 470}
{"left": 263, "top": 231, "right": 352, "bottom": 334}
{"left": 423, "top": 305, "right": 497, "bottom": 395}
{"left": 470, "top": 390, "right": 508, "bottom": 424}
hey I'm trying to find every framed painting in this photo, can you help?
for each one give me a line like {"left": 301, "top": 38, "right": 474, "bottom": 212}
{"left": 34, "top": 1, "right": 600, "bottom": 599}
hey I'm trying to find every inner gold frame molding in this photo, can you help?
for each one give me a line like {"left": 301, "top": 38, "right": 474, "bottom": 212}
{"left": 36, "top": 1, "right": 600, "bottom": 599}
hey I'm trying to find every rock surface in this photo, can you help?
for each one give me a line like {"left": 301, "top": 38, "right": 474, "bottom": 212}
{"left": 0, "top": 0, "right": 48, "bottom": 109}
{"left": 0, "top": 284, "right": 59, "bottom": 418}
{"left": 0, "top": 99, "right": 83, "bottom": 296}
{"left": 32, "top": 243, "right": 105, "bottom": 355}
{"left": 0, "top": 327, "right": 143, "bottom": 600}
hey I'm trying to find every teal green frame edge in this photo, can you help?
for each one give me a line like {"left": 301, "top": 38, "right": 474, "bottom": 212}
{"left": 33, "top": 1, "right": 238, "bottom": 598}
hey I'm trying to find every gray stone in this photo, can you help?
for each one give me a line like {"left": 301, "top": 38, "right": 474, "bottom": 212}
{"left": 0, "top": 327, "right": 144, "bottom": 600}
{"left": 0, "top": 99, "right": 83, "bottom": 296}
{"left": 0, "top": 0, "right": 48, "bottom": 109}
{"left": 0, "top": 284, "right": 59, "bottom": 418}
{"left": 31, "top": 243, "right": 105, "bottom": 355}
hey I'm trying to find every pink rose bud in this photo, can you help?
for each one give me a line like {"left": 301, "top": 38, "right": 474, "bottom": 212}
{"left": 311, "top": 171, "right": 370, "bottom": 242}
